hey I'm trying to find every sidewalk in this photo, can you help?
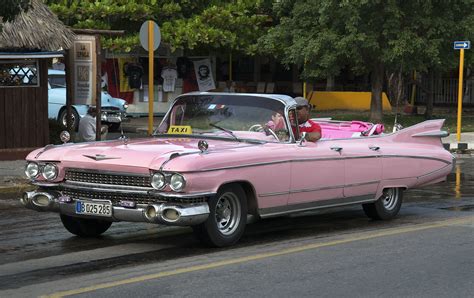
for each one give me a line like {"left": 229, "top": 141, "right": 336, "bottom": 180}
{"left": 442, "top": 132, "right": 474, "bottom": 150}
{"left": 1, "top": 132, "right": 473, "bottom": 196}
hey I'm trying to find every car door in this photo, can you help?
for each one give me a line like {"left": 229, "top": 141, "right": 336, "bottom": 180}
{"left": 342, "top": 138, "right": 382, "bottom": 198}
{"left": 288, "top": 140, "right": 345, "bottom": 206}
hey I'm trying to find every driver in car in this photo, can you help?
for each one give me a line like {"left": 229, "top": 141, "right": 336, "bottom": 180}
{"left": 293, "top": 97, "right": 321, "bottom": 142}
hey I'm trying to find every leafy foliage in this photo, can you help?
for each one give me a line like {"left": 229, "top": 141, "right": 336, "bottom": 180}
{"left": 46, "top": 0, "right": 272, "bottom": 54}
{"left": 259, "top": 0, "right": 474, "bottom": 121}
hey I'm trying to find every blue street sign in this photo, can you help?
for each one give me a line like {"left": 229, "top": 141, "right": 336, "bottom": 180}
{"left": 454, "top": 41, "right": 470, "bottom": 50}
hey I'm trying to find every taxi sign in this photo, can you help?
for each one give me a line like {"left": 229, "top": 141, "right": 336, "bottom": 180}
{"left": 454, "top": 41, "right": 470, "bottom": 50}
{"left": 168, "top": 125, "right": 192, "bottom": 134}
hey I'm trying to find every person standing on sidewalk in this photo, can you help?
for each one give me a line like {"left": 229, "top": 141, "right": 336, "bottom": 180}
{"left": 78, "top": 107, "right": 108, "bottom": 142}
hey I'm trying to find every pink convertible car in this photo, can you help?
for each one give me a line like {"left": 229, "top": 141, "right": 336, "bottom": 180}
{"left": 22, "top": 93, "right": 454, "bottom": 247}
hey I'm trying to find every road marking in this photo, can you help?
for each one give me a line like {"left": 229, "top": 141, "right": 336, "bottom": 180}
{"left": 44, "top": 217, "right": 473, "bottom": 298}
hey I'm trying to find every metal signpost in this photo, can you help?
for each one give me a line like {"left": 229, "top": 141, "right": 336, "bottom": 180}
{"left": 139, "top": 21, "right": 161, "bottom": 135}
{"left": 454, "top": 40, "right": 470, "bottom": 142}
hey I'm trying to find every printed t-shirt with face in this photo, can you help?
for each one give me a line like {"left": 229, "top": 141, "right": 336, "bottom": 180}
{"left": 161, "top": 68, "right": 178, "bottom": 92}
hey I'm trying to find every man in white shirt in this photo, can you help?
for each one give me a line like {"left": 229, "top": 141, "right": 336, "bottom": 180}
{"left": 78, "top": 107, "right": 107, "bottom": 142}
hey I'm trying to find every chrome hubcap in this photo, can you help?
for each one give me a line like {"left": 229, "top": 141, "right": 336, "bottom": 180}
{"left": 382, "top": 188, "right": 398, "bottom": 211}
{"left": 215, "top": 192, "right": 241, "bottom": 236}
{"left": 62, "top": 112, "right": 76, "bottom": 127}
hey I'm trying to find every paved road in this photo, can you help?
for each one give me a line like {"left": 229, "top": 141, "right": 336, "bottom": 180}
{"left": 0, "top": 159, "right": 473, "bottom": 297}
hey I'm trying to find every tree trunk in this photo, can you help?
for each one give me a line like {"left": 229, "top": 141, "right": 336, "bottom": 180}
{"left": 370, "top": 64, "right": 384, "bottom": 123}
{"left": 424, "top": 70, "right": 434, "bottom": 119}
{"left": 326, "top": 76, "right": 335, "bottom": 91}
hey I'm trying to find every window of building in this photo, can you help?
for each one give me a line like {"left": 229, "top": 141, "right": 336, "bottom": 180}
{"left": 0, "top": 60, "right": 39, "bottom": 87}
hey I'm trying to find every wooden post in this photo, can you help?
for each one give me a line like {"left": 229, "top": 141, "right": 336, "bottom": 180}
{"left": 95, "top": 35, "right": 102, "bottom": 141}
{"left": 64, "top": 49, "right": 74, "bottom": 137}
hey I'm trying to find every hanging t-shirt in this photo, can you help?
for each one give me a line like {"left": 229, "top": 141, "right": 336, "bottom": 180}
{"left": 161, "top": 68, "right": 178, "bottom": 92}
{"left": 124, "top": 63, "right": 144, "bottom": 89}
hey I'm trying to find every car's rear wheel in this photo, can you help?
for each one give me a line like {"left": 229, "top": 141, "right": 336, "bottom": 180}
{"left": 59, "top": 108, "right": 79, "bottom": 131}
{"left": 60, "top": 214, "right": 112, "bottom": 237}
{"left": 363, "top": 188, "right": 403, "bottom": 220}
{"left": 193, "top": 184, "right": 247, "bottom": 247}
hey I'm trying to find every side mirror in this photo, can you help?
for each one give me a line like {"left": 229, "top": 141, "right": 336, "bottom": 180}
{"left": 298, "top": 132, "right": 307, "bottom": 146}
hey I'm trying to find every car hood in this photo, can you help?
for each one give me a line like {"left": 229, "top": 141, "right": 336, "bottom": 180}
{"left": 27, "top": 137, "right": 259, "bottom": 172}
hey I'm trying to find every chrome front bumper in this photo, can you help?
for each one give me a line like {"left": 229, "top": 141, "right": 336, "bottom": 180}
{"left": 101, "top": 111, "right": 127, "bottom": 123}
{"left": 21, "top": 189, "right": 210, "bottom": 226}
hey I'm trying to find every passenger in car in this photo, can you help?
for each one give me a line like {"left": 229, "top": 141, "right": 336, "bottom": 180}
{"left": 266, "top": 110, "right": 285, "bottom": 131}
{"left": 294, "top": 97, "right": 321, "bottom": 142}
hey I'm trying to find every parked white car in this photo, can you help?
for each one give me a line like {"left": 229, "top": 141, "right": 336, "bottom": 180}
{"left": 48, "top": 69, "right": 128, "bottom": 130}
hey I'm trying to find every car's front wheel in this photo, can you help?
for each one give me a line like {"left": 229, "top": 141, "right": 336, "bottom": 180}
{"left": 60, "top": 214, "right": 112, "bottom": 237}
{"left": 363, "top": 188, "right": 403, "bottom": 220}
{"left": 193, "top": 184, "right": 247, "bottom": 247}
{"left": 59, "top": 108, "right": 79, "bottom": 131}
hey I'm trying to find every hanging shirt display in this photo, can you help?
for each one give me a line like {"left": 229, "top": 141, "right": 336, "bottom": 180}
{"left": 161, "top": 67, "right": 178, "bottom": 92}
{"left": 193, "top": 59, "right": 216, "bottom": 92}
{"left": 124, "top": 62, "right": 144, "bottom": 89}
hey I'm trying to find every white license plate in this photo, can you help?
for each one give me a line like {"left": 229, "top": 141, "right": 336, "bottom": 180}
{"left": 105, "top": 115, "right": 121, "bottom": 123}
{"left": 75, "top": 200, "right": 112, "bottom": 217}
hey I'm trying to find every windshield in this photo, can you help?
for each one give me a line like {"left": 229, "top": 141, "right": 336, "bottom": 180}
{"left": 157, "top": 94, "right": 291, "bottom": 143}
{"left": 49, "top": 75, "right": 66, "bottom": 88}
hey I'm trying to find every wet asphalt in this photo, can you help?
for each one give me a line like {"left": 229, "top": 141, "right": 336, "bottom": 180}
{"left": 0, "top": 156, "right": 473, "bottom": 297}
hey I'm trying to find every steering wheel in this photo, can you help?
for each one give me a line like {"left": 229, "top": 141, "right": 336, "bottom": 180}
{"left": 248, "top": 124, "right": 264, "bottom": 132}
{"left": 265, "top": 127, "right": 280, "bottom": 141}
{"left": 248, "top": 123, "right": 279, "bottom": 141}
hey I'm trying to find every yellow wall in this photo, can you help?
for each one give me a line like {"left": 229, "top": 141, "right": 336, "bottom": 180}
{"left": 308, "top": 91, "right": 392, "bottom": 111}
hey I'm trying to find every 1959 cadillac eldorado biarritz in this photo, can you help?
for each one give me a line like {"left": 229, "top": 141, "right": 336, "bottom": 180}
{"left": 22, "top": 93, "right": 454, "bottom": 247}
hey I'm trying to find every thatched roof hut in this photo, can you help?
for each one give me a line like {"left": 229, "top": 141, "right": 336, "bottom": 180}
{"left": 0, "top": 0, "right": 75, "bottom": 51}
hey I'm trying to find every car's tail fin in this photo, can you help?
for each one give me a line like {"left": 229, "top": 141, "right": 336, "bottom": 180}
{"left": 389, "top": 119, "right": 448, "bottom": 147}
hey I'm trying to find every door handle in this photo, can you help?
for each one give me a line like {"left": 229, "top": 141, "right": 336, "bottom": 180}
{"left": 330, "top": 146, "right": 343, "bottom": 152}
{"left": 369, "top": 146, "right": 380, "bottom": 151}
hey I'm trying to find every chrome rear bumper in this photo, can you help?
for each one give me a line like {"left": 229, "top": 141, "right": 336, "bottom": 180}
{"left": 21, "top": 190, "right": 209, "bottom": 226}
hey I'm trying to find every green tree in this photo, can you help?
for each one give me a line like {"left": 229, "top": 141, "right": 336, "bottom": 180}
{"left": 46, "top": 0, "right": 271, "bottom": 54}
{"left": 0, "top": 0, "right": 30, "bottom": 31}
{"left": 260, "top": 0, "right": 474, "bottom": 122}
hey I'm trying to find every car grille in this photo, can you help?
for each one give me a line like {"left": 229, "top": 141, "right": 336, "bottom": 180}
{"left": 65, "top": 169, "right": 151, "bottom": 188}
{"left": 61, "top": 189, "right": 207, "bottom": 206}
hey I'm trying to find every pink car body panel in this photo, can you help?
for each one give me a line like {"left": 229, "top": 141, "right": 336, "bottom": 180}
{"left": 25, "top": 93, "right": 453, "bottom": 223}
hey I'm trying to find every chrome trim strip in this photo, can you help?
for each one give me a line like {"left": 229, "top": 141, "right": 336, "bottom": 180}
{"left": 183, "top": 155, "right": 450, "bottom": 173}
{"left": 259, "top": 181, "right": 379, "bottom": 198}
{"left": 65, "top": 180, "right": 153, "bottom": 191}
{"left": 417, "top": 164, "right": 452, "bottom": 179}
{"left": 259, "top": 191, "right": 290, "bottom": 198}
{"left": 32, "top": 182, "right": 60, "bottom": 187}
{"left": 259, "top": 195, "right": 375, "bottom": 218}
{"left": 58, "top": 183, "right": 150, "bottom": 195}
{"left": 345, "top": 180, "right": 379, "bottom": 188}
{"left": 34, "top": 181, "right": 214, "bottom": 199}
{"left": 66, "top": 168, "right": 150, "bottom": 177}
{"left": 412, "top": 130, "right": 449, "bottom": 138}
{"left": 148, "top": 190, "right": 216, "bottom": 199}
{"left": 159, "top": 150, "right": 202, "bottom": 171}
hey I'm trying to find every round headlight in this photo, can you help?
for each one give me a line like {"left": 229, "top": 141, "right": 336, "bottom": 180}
{"left": 25, "top": 162, "right": 39, "bottom": 179}
{"left": 170, "top": 174, "right": 186, "bottom": 191}
{"left": 123, "top": 103, "right": 129, "bottom": 110}
{"left": 42, "top": 163, "right": 58, "bottom": 180}
{"left": 151, "top": 172, "right": 165, "bottom": 190}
